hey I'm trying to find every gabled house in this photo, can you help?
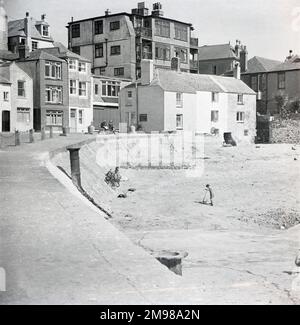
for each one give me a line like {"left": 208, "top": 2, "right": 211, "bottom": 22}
{"left": 8, "top": 12, "right": 54, "bottom": 55}
{"left": 198, "top": 41, "right": 248, "bottom": 76}
{"left": 41, "top": 42, "right": 93, "bottom": 133}
{"left": 119, "top": 60, "right": 256, "bottom": 143}
{"left": 242, "top": 53, "right": 300, "bottom": 115}
{"left": 0, "top": 61, "right": 33, "bottom": 132}
{"left": 17, "top": 49, "right": 68, "bottom": 132}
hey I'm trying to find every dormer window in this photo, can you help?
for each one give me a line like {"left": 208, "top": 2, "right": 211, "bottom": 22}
{"left": 42, "top": 25, "right": 49, "bottom": 37}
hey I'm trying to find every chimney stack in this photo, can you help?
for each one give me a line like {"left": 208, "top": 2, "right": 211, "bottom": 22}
{"left": 233, "top": 62, "right": 241, "bottom": 79}
{"left": 41, "top": 14, "right": 46, "bottom": 21}
{"left": 24, "top": 12, "right": 32, "bottom": 52}
{"left": 105, "top": 9, "right": 111, "bottom": 16}
{"left": 240, "top": 45, "right": 248, "bottom": 73}
{"left": 141, "top": 59, "right": 154, "bottom": 85}
{"left": 235, "top": 40, "right": 241, "bottom": 58}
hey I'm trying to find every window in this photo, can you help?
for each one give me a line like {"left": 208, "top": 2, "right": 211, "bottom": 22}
{"left": 176, "top": 114, "right": 183, "bottom": 129}
{"left": 155, "top": 44, "right": 171, "bottom": 61}
{"left": 45, "top": 86, "right": 63, "bottom": 104}
{"left": 17, "top": 108, "right": 30, "bottom": 124}
{"left": 128, "top": 91, "right": 132, "bottom": 98}
{"left": 237, "top": 112, "right": 245, "bottom": 123}
{"left": 3, "top": 92, "right": 9, "bottom": 101}
{"left": 78, "top": 62, "right": 87, "bottom": 73}
{"left": 174, "top": 23, "right": 188, "bottom": 42}
{"left": 32, "top": 41, "right": 38, "bottom": 51}
{"left": 42, "top": 25, "right": 49, "bottom": 37}
{"left": 139, "top": 114, "right": 148, "bottom": 122}
{"left": 212, "top": 92, "right": 219, "bottom": 102}
{"left": 70, "top": 80, "right": 77, "bottom": 95}
{"left": 18, "top": 81, "right": 25, "bottom": 97}
{"left": 176, "top": 92, "right": 183, "bottom": 107}
{"left": 95, "top": 84, "right": 99, "bottom": 95}
{"left": 72, "top": 46, "right": 80, "bottom": 55}
{"left": 114, "top": 67, "right": 124, "bottom": 76}
{"left": 99, "top": 67, "right": 106, "bottom": 75}
{"left": 211, "top": 110, "right": 219, "bottom": 123}
{"left": 95, "top": 20, "right": 103, "bottom": 34}
{"left": 237, "top": 94, "right": 244, "bottom": 104}
{"left": 95, "top": 43, "right": 104, "bottom": 58}
{"left": 244, "top": 130, "right": 249, "bottom": 136}
{"left": 278, "top": 72, "right": 285, "bottom": 89}
{"left": 69, "top": 59, "right": 77, "bottom": 70}
{"left": 251, "top": 76, "right": 258, "bottom": 92}
{"left": 174, "top": 47, "right": 188, "bottom": 63}
{"left": 101, "top": 81, "right": 121, "bottom": 97}
{"left": 111, "top": 45, "right": 121, "bottom": 56}
{"left": 79, "top": 82, "right": 87, "bottom": 96}
{"left": 46, "top": 111, "right": 63, "bottom": 126}
{"left": 71, "top": 24, "right": 80, "bottom": 38}
{"left": 45, "top": 61, "right": 62, "bottom": 79}
{"left": 79, "top": 110, "right": 83, "bottom": 124}
{"left": 110, "top": 21, "right": 120, "bottom": 31}
{"left": 155, "top": 19, "right": 170, "bottom": 38}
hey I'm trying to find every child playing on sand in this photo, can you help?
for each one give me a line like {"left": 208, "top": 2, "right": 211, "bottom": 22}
{"left": 205, "top": 184, "right": 214, "bottom": 206}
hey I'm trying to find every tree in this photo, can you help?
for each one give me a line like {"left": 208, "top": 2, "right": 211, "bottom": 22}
{"left": 275, "top": 92, "right": 290, "bottom": 119}
{"left": 289, "top": 98, "right": 300, "bottom": 114}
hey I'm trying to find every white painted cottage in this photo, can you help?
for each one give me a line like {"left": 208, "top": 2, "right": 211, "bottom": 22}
{"left": 119, "top": 60, "right": 257, "bottom": 143}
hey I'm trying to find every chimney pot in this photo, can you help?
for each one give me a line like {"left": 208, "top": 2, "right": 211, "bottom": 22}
{"left": 26, "top": 12, "right": 29, "bottom": 17}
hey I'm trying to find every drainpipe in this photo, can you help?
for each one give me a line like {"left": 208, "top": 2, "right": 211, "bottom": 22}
{"left": 135, "top": 82, "right": 139, "bottom": 128}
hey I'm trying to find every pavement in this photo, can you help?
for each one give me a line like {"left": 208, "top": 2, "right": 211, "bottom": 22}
{"left": 0, "top": 134, "right": 200, "bottom": 305}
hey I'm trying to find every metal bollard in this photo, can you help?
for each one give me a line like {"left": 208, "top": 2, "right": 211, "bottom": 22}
{"left": 29, "top": 129, "right": 34, "bottom": 143}
{"left": 67, "top": 147, "right": 81, "bottom": 188}
{"left": 15, "top": 130, "right": 20, "bottom": 146}
{"left": 49, "top": 126, "right": 54, "bottom": 139}
{"left": 41, "top": 127, "right": 46, "bottom": 141}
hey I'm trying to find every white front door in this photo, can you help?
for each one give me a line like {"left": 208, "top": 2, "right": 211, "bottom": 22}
{"left": 70, "top": 109, "right": 77, "bottom": 133}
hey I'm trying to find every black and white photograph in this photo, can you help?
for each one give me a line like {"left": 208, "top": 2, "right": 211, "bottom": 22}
{"left": 0, "top": 0, "right": 299, "bottom": 308}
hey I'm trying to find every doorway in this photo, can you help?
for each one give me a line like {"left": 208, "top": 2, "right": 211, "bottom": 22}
{"left": 70, "top": 109, "right": 77, "bottom": 133}
{"left": 1, "top": 111, "right": 10, "bottom": 132}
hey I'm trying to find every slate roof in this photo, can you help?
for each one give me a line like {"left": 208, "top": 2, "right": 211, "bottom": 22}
{"left": 41, "top": 42, "right": 91, "bottom": 63}
{"left": 245, "top": 56, "right": 282, "bottom": 74}
{"left": 8, "top": 18, "right": 53, "bottom": 41}
{"left": 0, "top": 49, "right": 19, "bottom": 61}
{"left": 126, "top": 69, "right": 255, "bottom": 95}
{"left": 198, "top": 44, "right": 238, "bottom": 61}
{"left": 18, "top": 49, "right": 65, "bottom": 62}
{"left": 269, "top": 61, "right": 300, "bottom": 72}
{"left": 0, "top": 76, "right": 11, "bottom": 84}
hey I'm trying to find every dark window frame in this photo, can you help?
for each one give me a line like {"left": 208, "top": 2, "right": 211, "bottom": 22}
{"left": 71, "top": 24, "right": 80, "bottom": 38}
{"left": 114, "top": 67, "right": 124, "bottom": 76}
{"left": 139, "top": 114, "right": 148, "bottom": 122}
{"left": 95, "top": 20, "right": 103, "bottom": 35}
{"left": 110, "top": 21, "right": 120, "bottom": 31}
{"left": 95, "top": 43, "right": 104, "bottom": 58}
{"left": 111, "top": 45, "right": 121, "bottom": 56}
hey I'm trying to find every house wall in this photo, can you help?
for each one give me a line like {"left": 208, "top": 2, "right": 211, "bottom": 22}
{"left": 267, "top": 69, "right": 300, "bottom": 115}
{"left": 164, "top": 91, "right": 196, "bottom": 131}
{"left": 69, "top": 15, "right": 136, "bottom": 80}
{"left": 119, "top": 84, "right": 165, "bottom": 132}
{"left": 198, "top": 59, "right": 236, "bottom": 75}
{"left": 69, "top": 61, "right": 92, "bottom": 133}
{"left": 10, "top": 63, "right": 33, "bottom": 132}
{"left": 0, "top": 83, "right": 11, "bottom": 132}
{"left": 226, "top": 93, "right": 256, "bottom": 143}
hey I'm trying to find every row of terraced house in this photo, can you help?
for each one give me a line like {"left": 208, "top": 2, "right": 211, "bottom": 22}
{"left": 0, "top": 1, "right": 299, "bottom": 143}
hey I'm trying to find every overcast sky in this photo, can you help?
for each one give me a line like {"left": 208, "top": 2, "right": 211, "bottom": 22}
{"left": 5, "top": 0, "right": 300, "bottom": 61}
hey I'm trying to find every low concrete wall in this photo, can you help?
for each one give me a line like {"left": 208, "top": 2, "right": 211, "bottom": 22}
{"left": 270, "top": 119, "right": 300, "bottom": 144}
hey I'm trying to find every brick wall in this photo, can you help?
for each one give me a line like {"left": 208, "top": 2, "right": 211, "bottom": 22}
{"left": 270, "top": 118, "right": 300, "bottom": 144}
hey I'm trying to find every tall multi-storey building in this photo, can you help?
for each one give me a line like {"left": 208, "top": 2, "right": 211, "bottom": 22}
{"left": 67, "top": 2, "right": 199, "bottom": 80}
